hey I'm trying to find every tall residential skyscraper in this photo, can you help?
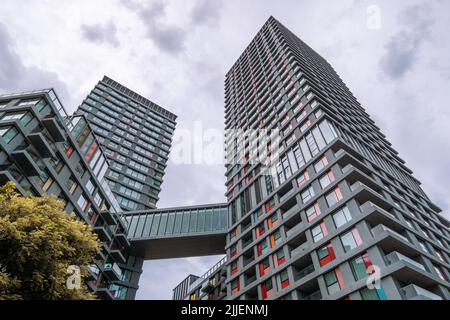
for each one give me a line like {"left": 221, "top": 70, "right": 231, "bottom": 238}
{"left": 223, "top": 17, "right": 450, "bottom": 300}
{"left": 0, "top": 89, "right": 130, "bottom": 300}
{"left": 78, "top": 76, "right": 177, "bottom": 211}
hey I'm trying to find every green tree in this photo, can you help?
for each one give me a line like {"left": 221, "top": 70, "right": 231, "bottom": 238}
{"left": 0, "top": 182, "right": 100, "bottom": 300}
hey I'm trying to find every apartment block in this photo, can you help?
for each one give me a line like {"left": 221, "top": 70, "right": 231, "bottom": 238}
{"left": 223, "top": 17, "right": 450, "bottom": 300}
{"left": 78, "top": 76, "right": 176, "bottom": 211}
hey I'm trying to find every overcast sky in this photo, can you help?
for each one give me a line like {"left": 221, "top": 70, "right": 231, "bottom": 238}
{"left": 1, "top": 0, "right": 449, "bottom": 299}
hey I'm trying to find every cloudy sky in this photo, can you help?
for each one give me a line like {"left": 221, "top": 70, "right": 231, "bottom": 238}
{"left": 1, "top": 0, "right": 449, "bottom": 299}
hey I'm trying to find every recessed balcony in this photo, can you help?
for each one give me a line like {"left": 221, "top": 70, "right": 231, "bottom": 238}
{"left": 11, "top": 150, "right": 40, "bottom": 176}
{"left": 93, "top": 224, "right": 113, "bottom": 243}
{"left": 41, "top": 117, "right": 65, "bottom": 142}
{"left": 103, "top": 262, "right": 122, "bottom": 282}
{"left": 28, "top": 133, "right": 55, "bottom": 158}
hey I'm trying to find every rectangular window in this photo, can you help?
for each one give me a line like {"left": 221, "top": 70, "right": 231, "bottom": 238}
{"left": 279, "top": 270, "right": 290, "bottom": 289}
{"left": 261, "top": 279, "right": 274, "bottom": 299}
{"left": 297, "top": 170, "right": 309, "bottom": 188}
{"left": 301, "top": 186, "right": 315, "bottom": 203}
{"left": 318, "top": 243, "right": 336, "bottom": 267}
{"left": 77, "top": 194, "right": 89, "bottom": 211}
{"left": 312, "top": 222, "right": 328, "bottom": 243}
{"left": 256, "top": 224, "right": 266, "bottom": 239}
{"left": 270, "top": 230, "right": 282, "bottom": 248}
{"left": 326, "top": 187, "right": 343, "bottom": 207}
{"left": 341, "top": 228, "right": 363, "bottom": 252}
{"left": 319, "top": 171, "right": 335, "bottom": 189}
{"left": 360, "top": 287, "right": 387, "bottom": 300}
{"left": 324, "top": 268, "right": 345, "bottom": 295}
{"left": 273, "top": 249, "right": 286, "bottom": 267}
{"left": 230, "top": 261, "right": 239, "bottom": 276}
{"left": 0, "top": 126, "right": 19, "bottom": 144}
{"left": 350, "top": 253, "right": 373, "bottom": 281}
{"left": 230, "top": 244, "right": 237, "bottom": 258}
{"left": 231, "top": 279, "right": 240, "bottom": 295}
{"left": 332, "top": 206, "right": 352, "bottom": 228}
{"left": 259, "top": 258, "right": 270, "bottom": 277}
{"left": 306, "top": 203, "right": 321, "bottom": 222}
{"left": 265, "top": 198, "right": 276, "bottom": 213}
{"left": 257, "top": 239, "right": 268, "bottom": 257}
{"left": 314, "top": 155, "right": 328, "bottom": 172}
{"left": 66, "top": 177, "right": 77, "bottom": 195}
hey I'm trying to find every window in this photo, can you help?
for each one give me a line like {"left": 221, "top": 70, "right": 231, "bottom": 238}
{"left": 117, "top": 196, "right": 137, "bottom": 210}
{"left": 332, "top": 207, "right": 352, "bottom": 228}
{"left": 257, "top": 239, "right": 268, "bottom": 257}
{"left": 340, "top": 228, "right": 363, "bottom": 252}
{"left": 273, "top": 249, "right": 286, "bottom": 267}
{"left": 350, "top": 253, "right": 373, "bottom": 281}
{"left": 301, "top": 186, "right": 315, "bottom": 203}
{"left": 279, "top": 270, "right": 290, "bottom": 289}
{"left": 65, "top": 142, "right": 74, "bottom": 158}
{"left": 268, "top": 214, "right": 279, "bottom": 229}
{"left": 86, "top": 179, "right": 95, "bottom": 194}
{"left": 256, "top": 224, "right": 266, "bottom": 238}
{"left": 0, "top": 126, "right": 19, "bottom": 144}
{"left": 305, "top": 203, "right": 321, "bottom": 222}
{"left": 318, "top": 243, "right": 336, "bottom": 267}
{"left": 259, "top": 258, "right": 270, "bottom": 276}
{"left": 39, "top": 170, "right": 53, "bottom": 192}
{"left": 50, "top": 155, "right": 64, "bottom": 173}
{"left": 319, "top": 171, "right": 335, "bottom": 189}
{"left": 230, "top": 261, "right": 239, "bottom": 276}
{"left": 270, "top": 230, "right": 282, "bottom": 248}
{"left": 360, "top": 287, "right": 387, "bottom": 300}
{"left": 297, "top": 170, "right": 309, "bottom": 188}
{"left": 66, "top": 177, "right": 77, "bottom": 194}
{"left": 324, "top": 268, "right": 345, "bottom": 295}
{"left": 261, "top": 279, "right": 274, "bottom": 299}
{"left": 314, "top": 155, "right": 328, "bottom": 172}
{"left": 326, "top": 187, "right": 343, "bottom": 207}
{"left": 119, "top": 186, "right": 140, "bottom": 200}
{"left": 231, "top": 279, "right": 240, "bottom": 295}
{"left": 2, "top": 112, "right": 25, "bottom": 121}
{"left": 312, "top": 222, "right": 328, "bottom": 243}
{"left": 230, "top": 244, "right": 237, "bottom": 258}
{"left": 77, "top": 194, "right": 89, "bottom": 211}
{"left": 265, "top": 198, "right": 276, "bottom": 213}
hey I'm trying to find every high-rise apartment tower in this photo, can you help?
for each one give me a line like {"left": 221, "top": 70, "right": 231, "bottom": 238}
{"left": 223, "top": 17, "right": 450, "bottom": 300}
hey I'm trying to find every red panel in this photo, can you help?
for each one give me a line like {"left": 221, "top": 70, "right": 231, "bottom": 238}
{"left": 352, "top": 228, "right": 363, "bottom": 246}
{"left": 335, "top": 268, "right": 346, "bottom": 289}
{"left": 281, "top": 279, "right": 290, "bottom": 289}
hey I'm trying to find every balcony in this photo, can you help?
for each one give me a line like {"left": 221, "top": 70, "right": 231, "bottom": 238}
{"left": 110, "top": 249, "right": 127, "bottom": 264}
{"left": 100, "top": 210, "right": 117, "bottom": 226}
{"left": 114, "top": 232, "right": 131, "bottom": 248}
{"left": 401, "top": 284, "right": 443, "bottom": 300}
{"left": 93, "top": 224, "right": 113, "bottom": 243}
{"left": 96, "top": 287, "right": 114, "bottom": 300}
{"left": 28, "top": 133, "right": 55, "bottom": 158}
{"left": 300, "top": 290, "right": 322, "bottom": 300}
{"left": 290, "top": 241, "right": 309, "bottom": 258}
{"left": 103, "top": 262, "right": 122, "bottom": 282}
{"left": 11, "top": 150, "right": 40, "bottom": 176}
{"left": 41, "top": 117, "right": 65, "bottom": 142}
{"left": 371, "top": 224, "right": 409, "bottom": 243}
{"left": 384, "top": 251, "right": 426, "bottom": 272}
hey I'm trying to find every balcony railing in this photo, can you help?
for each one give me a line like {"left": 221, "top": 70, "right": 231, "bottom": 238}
{"left": 371, "top": 224, "right": 409, "bottom": 243}
{"left": 401, "top": 284, "right": 442, "bottom": 300}
{"left": 384, "top": 251, "right": 426, "bottom": 271}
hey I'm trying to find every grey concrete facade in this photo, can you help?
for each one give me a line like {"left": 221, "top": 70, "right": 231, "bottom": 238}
{"left": 223, "top": 16, "right": 450, "bottom": 300}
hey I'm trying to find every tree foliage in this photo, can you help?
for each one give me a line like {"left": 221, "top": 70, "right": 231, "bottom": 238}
{"left": 0, "top": 182, "right": 100, "bottom": 300}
